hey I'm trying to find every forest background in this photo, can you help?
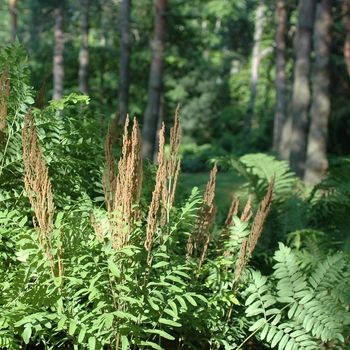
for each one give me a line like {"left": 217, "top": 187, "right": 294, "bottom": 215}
{"left": 3, "top": 0, "right": 350, "bottom": 184}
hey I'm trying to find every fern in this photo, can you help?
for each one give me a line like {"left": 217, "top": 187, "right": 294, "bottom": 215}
{"left": 245, "top": 243, "right": 350, "bottom": 348}
{"left": 216, "top": 153, "right": 299, "bottom": 203}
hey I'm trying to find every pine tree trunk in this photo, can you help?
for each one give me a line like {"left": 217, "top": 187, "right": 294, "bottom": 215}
{"left": 342, "top": 0, "right": 350, "bottom": 76}
{"left": 289, "top": 0, "right": 317, "bottom": 178}
{"left": 79, "top": 0, "right": 89, "bottom": 96}
{"left": 53, "top": 2, "right": 65, "bottom": 100}
{"left": 142, "top": 0, "right": 168, "bottom": 160}
{"left": 244, "top": 0, "right": 264, "bottom": 146}
{"left": 274, "top": 0, "right": 287, "bottom": 153}
{"left": 9, "top": 0, "right": 17, "bottom": 43}
{"left": 118, "top": 0, "right": 132, "bottom": 125}
{"left": 304, "top": 0, "right": 333, "bottom": 185}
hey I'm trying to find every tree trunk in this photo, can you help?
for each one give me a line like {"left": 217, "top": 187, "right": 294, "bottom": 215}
{"left": 79, "top": 0, "right": 89, "bottom": 96}
{"left": 53, "top": 2, "right": 65, "bottom": 100}
{"left": 289, "top": 0, "right": 317, "bottom": 178}
{"left": 273, "top": 0, "right": 287, "bottom": 153}
{"left": 342, "top": 0, "right": 350, "bottom": 76}
{"left": 244, "top": 0, "right": 264, "bottom": 146}
{"left": 141, "top": 0, "right": 168, "bottom": 160}
{"left": 9, "top": 0, "right": 17, "bottom": 43}
{"left": 279, "top": 106, "right": 293, "bottom": 160}
{"left": 118, "top": 0, "right": 132, "bottom": 125}
{"left": 304, "top": 0, "right": 333, "bottom": 185}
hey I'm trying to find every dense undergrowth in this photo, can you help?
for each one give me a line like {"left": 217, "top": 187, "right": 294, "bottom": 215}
{"left": 1, "top": 43, "right": 350, "bottom": 350}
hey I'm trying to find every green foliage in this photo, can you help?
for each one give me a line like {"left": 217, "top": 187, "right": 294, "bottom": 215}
{"left": 245, "top": 243, "right": 350, "bottom": 349}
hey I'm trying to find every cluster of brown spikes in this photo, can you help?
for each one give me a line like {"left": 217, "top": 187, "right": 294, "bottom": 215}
{"left": 101, "top": 116, "right": 143, "bottom": 251}
{"left": 22, "top": 111, "right": 64, "bottom": 279}
{"left": 234, "top": 178, "right": 275, "bottom": 281}
{"left": 145, "top": 106, "right": 181, "bottom": 260}
{"left": 98, "top": 106, "right": 274, "bottom": 278}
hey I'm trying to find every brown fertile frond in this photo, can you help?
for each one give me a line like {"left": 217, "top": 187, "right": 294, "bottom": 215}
{"left": 145, "top": 122, "right": 166, "bottom": 255}
{"left": 110, "top": 116, "right": 143, "bottom": 251}
{"left": 161, "top": 105, "right": 181, "bottom": 229}
{"left": 34, "top": 81, "right": 46, "bottom": 109}
{"left": 197, "top": 234, "right": 211, "bottom": 275}
{"left": 90, "top": 214, "right": 104, "bottom": 243}
{"left": 247, "top": 177, "right": 274, "bottom": 257}
{"left": 187, "top": 165, "right": 217, "bottom": 259}
{"left": 225, "top": 195, "right": 239, "bottom": 228}
{"left": 22, "top": 111, "right": 54, "bottom": 235}
{"left": 102, "top": 122, "right": 118, "bottom": 216}
{"left": 166, "top": 105, "right": 181, "bottom": 206}
{"left": 234, "top": 178, "right": 274, "bottom": 282}
{"left": 240, "top": 197, "right": 252, "bottom": 223}
{"left": 234, "top": 238, "right": 248, "bottom": 281}
{"left": 130, "top": 118, "right": 143, "bottom": 205}
{"left": 22, "top": 111, "right": 64, "bottom": 278}
{"left": 0, "top": 65, "right": 10, "bottom": 133}
{"left": 219, "top": 195, "right": 239, "bottom": 256}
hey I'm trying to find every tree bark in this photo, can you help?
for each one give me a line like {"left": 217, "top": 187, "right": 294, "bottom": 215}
{"left": 244, "top": 0, "right": 264, "bottom": 146}
{"left": 342, "top": 0, "right": 350, "bottom": 76}
{"left": 53, "top": 2, "right": 65, "bottom": 100}
{"left": 304, "top": 0, "right": 333, "bottom": 185}
{"left": 118, "top": 0, "right": 132, "bottom": 125}
{"left": 9, "top": 0, "right": 17, "bottom": 43}
{"left": 79, "top": 0, "right": 89, "bottom": 96}
{"left": 289, "top": 0, "right": 317, "bottom": 178}
{"left": 141, "top": 0, "right": 168, "bottom": 160}
{"left": 274, "top": 0, "right": 287, "bottom": 153}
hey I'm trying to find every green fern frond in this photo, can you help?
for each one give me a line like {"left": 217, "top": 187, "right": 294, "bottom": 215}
{"left": 330, "top": 276, "right": 350, "bottom": 305}
{"left": 239, "top": 153, "right": 297, "bottom": 198}
{"left": 261, "top": 322, "right": 318, "bottom": 350}
{"left": 245, "top": 243, "right": 350, "bottom": 348}
{"left": 215, "top": 153, "right": 299, "bottom": 203}
{"left": 274, "top": 243, "right": 308, "bottom": 303}
{"left": 309, "top": 252, "right": 347, "bottom": 292}
{"left": 288, "top": 229, "right": 332, "bottom": 270}
{"left": 245, "top": 270, "right": 278, "bottom": 319}
{"left": 224, "top": 215, "right": 251, "bottom": 256}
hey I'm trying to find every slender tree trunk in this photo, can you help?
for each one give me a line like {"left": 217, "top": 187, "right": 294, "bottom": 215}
{"left": 244, "top": 0, "right": 264, "bottom": 146}
{"left": 279, "top": 105, "right": 293, "bottom": 160}
{"left": 274, "top": 0, "right": 287, "bottom": 153}
{"left": 118, "top": 0, "right": 132, "bottom": 125}
{"left": 9, "top": 0, "right": 17, "bottom": 43}
{"left": 342, "top": 0, "right": 350, "bottom": 76}
{"left": 79, "top": 0, "right": 89, "bottom": 96}
{"left": 53, "top": 2, "right": 65, "bottom": 100}
{"left": 142, "top": 0, "right": 168, "bottom": 160}
{"left": 304, "top": 0, "right": 333, "bottom": 185}
{"left": 289, "top": 0, "right": 317, "bottom": 178}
